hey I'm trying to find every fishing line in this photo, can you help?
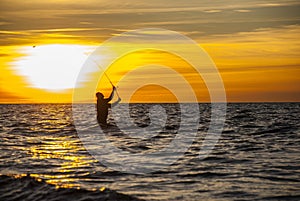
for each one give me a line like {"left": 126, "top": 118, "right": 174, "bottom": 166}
{"left": 91, "top": 59, "right": 120, "bottom": 98}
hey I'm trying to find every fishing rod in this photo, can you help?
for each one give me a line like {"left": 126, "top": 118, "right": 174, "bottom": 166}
{"left": 104, "top": 71, "right": 120, "bottom": 98}
{"left": 91, "top": 59, "right": 120, "bottom": 98}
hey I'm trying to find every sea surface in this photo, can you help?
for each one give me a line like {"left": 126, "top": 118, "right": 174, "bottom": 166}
{"left": 0, "top": 103, "right": 299, "bottom": 201}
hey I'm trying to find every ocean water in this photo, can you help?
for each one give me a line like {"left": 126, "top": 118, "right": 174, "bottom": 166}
{"left": 0, "top": 103, "right": 299, "bottom": 201}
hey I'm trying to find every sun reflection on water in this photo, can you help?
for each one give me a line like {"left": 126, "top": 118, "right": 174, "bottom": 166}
{"left": 28, "top": 135, "right": 97, "bottom": 189}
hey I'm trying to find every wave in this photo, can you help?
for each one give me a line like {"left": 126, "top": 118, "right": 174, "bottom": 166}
{"left": 0, "top": 174, "right": 143, "bottom": 201}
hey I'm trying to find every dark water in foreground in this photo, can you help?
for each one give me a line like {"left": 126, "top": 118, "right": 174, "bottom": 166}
{"left": 0, "top": 103, "right": 299, "bottom": 201}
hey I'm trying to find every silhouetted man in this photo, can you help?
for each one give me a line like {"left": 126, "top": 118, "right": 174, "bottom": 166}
{"left": 96, "top": 86, "right": 121, "bottom": 126}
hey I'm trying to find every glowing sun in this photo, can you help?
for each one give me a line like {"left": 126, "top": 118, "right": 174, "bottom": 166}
{"left": 13, "top": 44, "right": 95, "bottom": 91}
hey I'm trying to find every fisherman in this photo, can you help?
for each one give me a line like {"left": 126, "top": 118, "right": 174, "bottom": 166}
{"left": 96, "top": 86, "right": 121, "bottom": 126}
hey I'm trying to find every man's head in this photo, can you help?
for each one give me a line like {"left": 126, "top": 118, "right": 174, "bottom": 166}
{"left": 96, "top": 92, "right": 104, "bottom": 99}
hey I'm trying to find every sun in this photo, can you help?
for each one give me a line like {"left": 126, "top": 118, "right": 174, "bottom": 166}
{"left": 12, "top": 44, "right": 96, "bottom": 91}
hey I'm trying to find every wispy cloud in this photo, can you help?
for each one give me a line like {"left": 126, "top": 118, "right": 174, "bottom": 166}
{"left": 234, "top": 10, "right": 252, "bottom": 13}
{"left": 1, "top": 1, "right": 298, "bottom": 46}
{"left": 203, "top": 10, "right": 222, "bottom": 13}
{"left": 201, "top": 25, "right": 300, "bottom": 69}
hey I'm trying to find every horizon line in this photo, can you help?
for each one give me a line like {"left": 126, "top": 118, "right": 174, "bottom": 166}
{"left": 0, "top": 101, "right": 299, "bottom": 105}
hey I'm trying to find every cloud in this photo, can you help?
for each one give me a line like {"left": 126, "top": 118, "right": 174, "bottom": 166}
{"left": 234, "top": 10, "right": 252, "bottom": 13}
{"left": 0, "top": 89, "right": 27, "bottom": 103}
{"left": 203, "top": 10, "right": 222, "bottom": 13}
{"left": 0, "top": 1, "right": 299, "bottom": 46}
{"left": 1, "top": 0, "right": 299, "bottom": 13}
{"left": 201, "top": 25, "right": 300, "bottom": 73}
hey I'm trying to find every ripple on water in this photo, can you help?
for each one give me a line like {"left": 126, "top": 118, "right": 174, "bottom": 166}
{"left": 0, "top": 103, "right": 299, "bottom": 201}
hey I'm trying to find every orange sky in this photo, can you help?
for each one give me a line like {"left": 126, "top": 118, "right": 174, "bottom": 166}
{"left": 0, "top": 0, "right": 299, "bottom": 103}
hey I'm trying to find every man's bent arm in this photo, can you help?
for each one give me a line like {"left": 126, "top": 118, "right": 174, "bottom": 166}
{"left": 106, "top": 87, "right": 115, "bottom": 102}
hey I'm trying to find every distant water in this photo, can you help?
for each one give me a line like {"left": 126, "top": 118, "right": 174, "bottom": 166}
{"left": 0, "top": 103, "right": 299, "bottom": 201}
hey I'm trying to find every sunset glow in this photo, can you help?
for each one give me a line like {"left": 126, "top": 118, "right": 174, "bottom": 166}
{"left": 0, "top": 0, "right": 299, "bottom": 103}
{"left": 12, "top": 44, "right": 94, "bottom": 91}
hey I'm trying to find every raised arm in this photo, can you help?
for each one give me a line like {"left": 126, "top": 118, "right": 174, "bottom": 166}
{"left": 105, "top": 86, "right": 115, "bottom": 102}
